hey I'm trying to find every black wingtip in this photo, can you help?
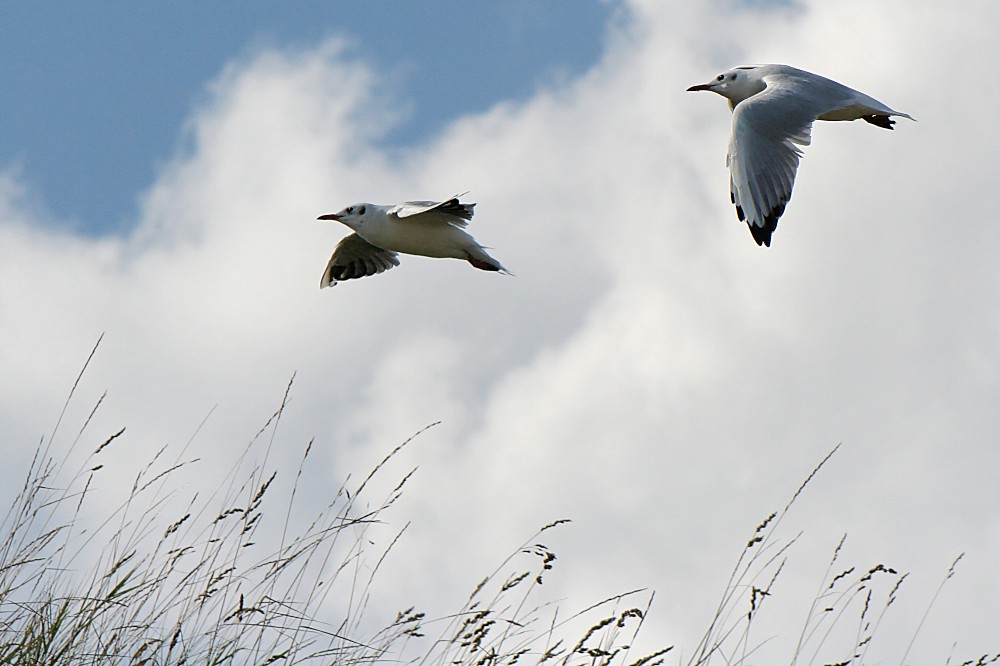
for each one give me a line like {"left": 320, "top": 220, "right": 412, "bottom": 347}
{"left": 745, "top": 202, "right": 784, "bottom": 248}
{"left": 863, "top": 114, "right": 895, "bottom": 130}
{"left": 749, "top": 223, "right": 772, "bottom": 247}
{"left": 439, "top": 197, "right": 475, "bottom": 220}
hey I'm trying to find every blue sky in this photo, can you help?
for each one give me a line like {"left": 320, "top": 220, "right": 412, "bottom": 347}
{"left": 0, "top": 2, "right": 613, "bottom": 234}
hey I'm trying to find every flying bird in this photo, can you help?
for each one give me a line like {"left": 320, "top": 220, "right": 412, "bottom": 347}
{"left": 317, "top": 195, "right": 507, "bottom": 287}
{"left": 687, "top": 64, "right": 913, "bottom": 246}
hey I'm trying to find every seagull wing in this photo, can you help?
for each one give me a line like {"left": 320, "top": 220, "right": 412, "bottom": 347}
{"left": 728, "top": 77, "right": 823, "bottom": 246}
{"left": 320, "top": 233, "right": 400, "bottom": 288}
{"left": 388, "top": 194, "right": 475, "bottom": 228}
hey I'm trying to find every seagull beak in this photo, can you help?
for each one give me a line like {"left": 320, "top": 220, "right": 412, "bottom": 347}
{"left": 317, "top": 213, "right": 341, "bottom": 221}
{"left": 686, "top": 83, "right": 714, "bottom": 92}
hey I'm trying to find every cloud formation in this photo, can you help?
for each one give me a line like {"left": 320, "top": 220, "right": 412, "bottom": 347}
{"left": 2, "top": 0, "right": 999, "bottom": 659}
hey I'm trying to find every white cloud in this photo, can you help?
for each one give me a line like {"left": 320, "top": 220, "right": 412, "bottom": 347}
{"left": 2, "top": 0, "right": 999, "bottom": 660}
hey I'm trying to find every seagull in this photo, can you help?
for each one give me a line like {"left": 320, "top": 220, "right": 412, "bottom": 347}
{"left": 687, "top": 64, "right": 913, "bottom": 246}
{"left": 317, "top": 195, "right": 507, "bottom": 287}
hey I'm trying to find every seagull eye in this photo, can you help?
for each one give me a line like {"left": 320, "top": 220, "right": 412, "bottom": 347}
{"left": 716, "top": 74, "right": 725, "bottom": 82}
{"left": 346, "top": 206, "right": 354, "bottom": 214}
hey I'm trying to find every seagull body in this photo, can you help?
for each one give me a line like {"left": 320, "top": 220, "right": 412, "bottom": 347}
{"left": 317, "top": 196, "right": 506, "bottom": 287}
{"left": 687, "top": 64, "right": 913, "bottom": 246}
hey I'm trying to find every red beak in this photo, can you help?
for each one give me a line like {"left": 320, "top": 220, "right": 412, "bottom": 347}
{"left": 686, "top": 83, "right": 714, "bottom": 92}
{"left": 317, "top": 213, "right": 341, "bottom": 221}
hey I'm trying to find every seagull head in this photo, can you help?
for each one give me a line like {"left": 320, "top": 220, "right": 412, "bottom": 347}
{"left": 317, "top": 203, "right": 369, "bottom": 230}
{"left": 687, "top": 66, "right": 766, "bottom": 108}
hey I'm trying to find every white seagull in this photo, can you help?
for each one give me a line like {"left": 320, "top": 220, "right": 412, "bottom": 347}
{"left": 687, "top": 64, "right": 913, "bottom": 246}
{"left": 317, "top": 195, "right": 507, "bottom": 287}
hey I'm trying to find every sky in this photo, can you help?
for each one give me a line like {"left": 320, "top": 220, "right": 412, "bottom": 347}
{"left": 0, "top": 2, "right": 612, "bottom": 234}
{"left": 2, "top": 0, "right": 999, "bottom": 662}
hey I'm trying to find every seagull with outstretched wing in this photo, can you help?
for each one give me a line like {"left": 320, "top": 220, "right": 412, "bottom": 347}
{"left": 317, "top": 195, "right": 507, "bottom": 287}
{"left": 688, "top": 64, "right": 913, "bottom": 246}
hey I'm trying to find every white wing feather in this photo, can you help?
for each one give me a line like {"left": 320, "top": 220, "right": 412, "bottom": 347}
{"left": 320, "top": 233, "right": 400, "bottom": 287}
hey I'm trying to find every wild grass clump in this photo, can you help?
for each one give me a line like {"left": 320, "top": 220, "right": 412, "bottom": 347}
{"left": 0, "top": 339, "right": 993, "bottom": 666}
{"left": 682, "top": 444, "right": 995, "bottom": 666}
{"left": 0, "top": 338, "right": 428, "bottom": 665}
{"left": 412, "top": 518, "right": 670, "bottom": 666}
{"left": 0, "top": 339, "right": 673, "bottom": 666}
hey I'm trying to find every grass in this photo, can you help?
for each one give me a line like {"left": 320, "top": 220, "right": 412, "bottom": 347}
{"left": 1, "top": 339, "right": 994, "bottom": 665}
{"left": 0, "top": 335, "right": 428, "bottom": 665}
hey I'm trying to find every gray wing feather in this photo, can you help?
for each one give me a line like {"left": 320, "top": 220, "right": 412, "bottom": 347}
{"left": 389, "top": 194, "right": 475, "bottom": 228}
{"left": 321, "top": 233, "right": 400, "bottom": 287}
{"left": 728, "top": 79, "right": 823, "bottom": 246}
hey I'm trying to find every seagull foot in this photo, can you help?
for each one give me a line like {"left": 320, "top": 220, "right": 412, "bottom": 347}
{"left": 467, "top": 256, "right": 502, "bottom": 271}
